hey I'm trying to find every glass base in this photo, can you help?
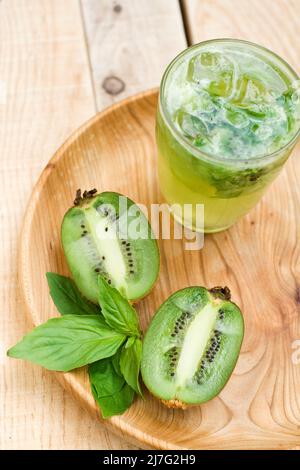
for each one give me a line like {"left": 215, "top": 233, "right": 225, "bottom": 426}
{"left": 171, "top": 210, "right": 233, "bottom": 234}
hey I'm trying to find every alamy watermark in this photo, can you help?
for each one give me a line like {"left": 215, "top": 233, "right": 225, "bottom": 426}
{"left": 96, "top": 196, "right": 204, "bottom": 250}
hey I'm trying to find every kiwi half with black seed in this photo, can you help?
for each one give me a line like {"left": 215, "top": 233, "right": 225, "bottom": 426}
{"left": 141, "top": 286, "right": 244, "bottom": 408}
{"left": 61, "top": 189, "right": 160, "bottom": 303}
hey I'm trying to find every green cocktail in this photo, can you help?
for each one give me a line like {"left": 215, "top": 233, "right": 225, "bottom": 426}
{"left": 156, "top": 39, "right": 300, "bottom": 232}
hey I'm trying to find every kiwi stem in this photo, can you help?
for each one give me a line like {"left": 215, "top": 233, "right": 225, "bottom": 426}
{"left": 74, "top": 188, "right": 97, "bottom": 206}
{"left": 209, "top": 286, "right": 231, "bottom": 301}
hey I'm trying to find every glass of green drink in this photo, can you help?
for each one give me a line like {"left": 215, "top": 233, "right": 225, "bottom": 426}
{"left": 156, "top": 39, "right": 300, "bottom": 233}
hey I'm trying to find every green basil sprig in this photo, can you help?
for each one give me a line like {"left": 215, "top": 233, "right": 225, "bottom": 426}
{"left": 7, "top": 272, "right": 143, "bottom": 418}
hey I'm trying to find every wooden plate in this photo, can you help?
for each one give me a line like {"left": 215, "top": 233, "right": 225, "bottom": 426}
{"left": 19, "top": 89, "right": 300, "bottom": 450}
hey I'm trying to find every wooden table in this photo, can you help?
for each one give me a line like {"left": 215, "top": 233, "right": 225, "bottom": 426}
{"left": 1, "top": 0, "right": 299, "bottom": 450}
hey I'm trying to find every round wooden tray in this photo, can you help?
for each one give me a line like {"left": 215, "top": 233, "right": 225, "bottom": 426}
{"left": 19, "top": 89, "right": 300, "bottom": 449}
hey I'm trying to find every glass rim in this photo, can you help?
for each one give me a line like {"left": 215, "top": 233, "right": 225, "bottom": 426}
{"left": 159, "top": 38, "right": 300, "bottom": 165}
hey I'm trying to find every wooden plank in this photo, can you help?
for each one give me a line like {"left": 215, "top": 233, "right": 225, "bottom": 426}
{"left": 0, "top": 0, "right": 135, "bottom": 450}
{"left": 80, "top": 0, "right": 187, "bottom": 109}
{"left": 182, "top": 0, "right": 300, "bottom": 72}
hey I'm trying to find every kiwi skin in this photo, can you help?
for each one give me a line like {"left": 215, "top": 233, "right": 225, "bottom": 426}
{"left": 141, "top": 286, "right": 244, "bottom": 409}
{"left": 61, "top": 189, "right": 160, "bottom": 303}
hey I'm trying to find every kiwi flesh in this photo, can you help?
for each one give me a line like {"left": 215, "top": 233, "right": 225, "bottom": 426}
{"left": 61, "top": 189, "right": 160, "bottom": 303}
{"left": 141, "top": 286, "right": 244, "bottom": 408}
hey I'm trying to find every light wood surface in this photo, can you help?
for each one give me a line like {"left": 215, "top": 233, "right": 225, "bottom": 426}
{"left": 1, "top": 0, "right": 185, "bottom": 450}
{"left": 20, "top": 90, "right": 300, "bottom": 449}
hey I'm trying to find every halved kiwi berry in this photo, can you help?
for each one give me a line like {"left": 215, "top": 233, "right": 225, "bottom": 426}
{"left": 141, "top": 286, "right": 244, "bottom": 409}
{"left": 61, "top": 189, "right": 160, "bottom": 303}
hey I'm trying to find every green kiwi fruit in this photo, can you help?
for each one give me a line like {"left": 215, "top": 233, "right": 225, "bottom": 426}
{"left": 141, "top": 286, "right": 244, "bottom": 408}
{"left": 61, "top": 189, "right": 160, "bottom": 303}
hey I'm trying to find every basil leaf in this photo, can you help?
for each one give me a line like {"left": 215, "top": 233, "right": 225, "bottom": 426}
{"left": 120, "top": 338, "right": 143, "bottom": 397}
{"left": 89, "top": 358, "right": 124, "bottom": 396}
{"left": 125, "top": 336, "right": 135, "bottom": 349}
{"left": 98, "top": 276, "right": 140, "bottom": 336}
{"left": 46, "top": 272, "right": 100, "bottom": 316}
{"left": 7, "top": 315, "right": 125, "bottom": 371}
{"left": 89, "top": 358, "right": 135, "bottom": 418}
{"left": 111, "top": 348, "right": 122, "bottom": 377}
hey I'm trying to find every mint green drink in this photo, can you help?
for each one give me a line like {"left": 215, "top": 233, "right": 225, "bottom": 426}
{"left": 157, "top": 39, "right": 300, "bottom": 232}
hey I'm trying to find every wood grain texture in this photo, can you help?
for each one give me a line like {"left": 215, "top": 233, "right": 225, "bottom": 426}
{"left": 182, "top": 0, "right": 300, "bottom": 71}
{"left": 0, "top": 0, "right": 136, "bottom": 450}
{"left": 19, "top": 90, "right": 300, "bottom": 449}
{"left": 80, "top": 0, "right": 186, "bottom": 108}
